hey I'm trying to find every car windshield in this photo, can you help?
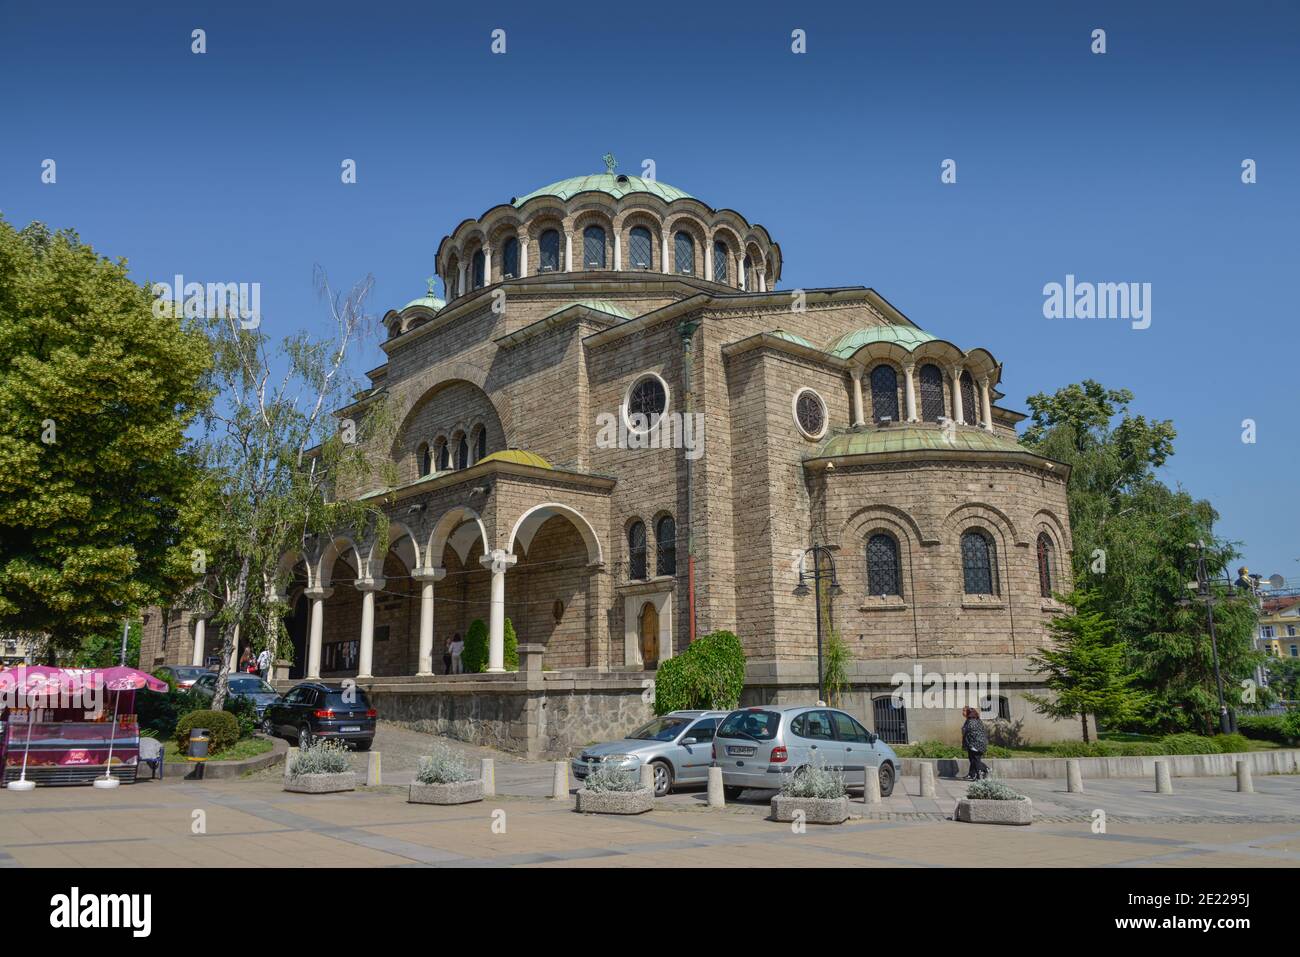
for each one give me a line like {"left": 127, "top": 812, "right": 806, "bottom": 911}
{"left": 173, "top": 668, "right": 206, "bottom": 681}
{"left": 228, "top": 677, "right": 274, "bottom": 694}
{"left": 627, "top": 716, "right": 692, "bottom": 741}
{"left": 717, "top": 710, "right": 781, "bottom": 742}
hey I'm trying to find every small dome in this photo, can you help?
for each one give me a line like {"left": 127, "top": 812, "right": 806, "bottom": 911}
{"left": 478, "top": 449, "right": 552, "bottom": 469}
{"left": 769, "top": 329, "right": 817, "bottom": 349}
{"left": 825, "top": 325, "right": 936, "bottom": 359}
{"left": 402, "top": 294, "right": 445, "bottom": 313}
{"left": 546, "top": 299, "right": 633, "bottom": 320}
{"left": 513, "top": 173, "right": 693, "bottom": 207}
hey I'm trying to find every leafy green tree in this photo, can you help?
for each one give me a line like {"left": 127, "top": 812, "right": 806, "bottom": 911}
{"left": 1264, "top": 656, "right": 1300, "bottom": 702}
{"left": 654, "top": 629, "right": 746, "bottom": 714}
{"left": 0, "top": 219, "right": 210, "bottom": 653}
{"left": 1025, "top": 591, "right": 1149, "bottom": 742}
{"left": 461, "top": 618, "right": 489, "bottom": 674}
{"left": 67, "top": 619, "right": 141, "bottom": 668}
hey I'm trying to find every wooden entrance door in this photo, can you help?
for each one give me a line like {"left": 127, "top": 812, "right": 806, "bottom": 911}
{"left": 638, "top": 601, "right": 659, "bottom": 669}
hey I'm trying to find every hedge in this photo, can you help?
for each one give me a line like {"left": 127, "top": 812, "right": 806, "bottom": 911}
{"left": 461, "top": 617, "right": 518, "bottom": 673}
{"left": 175, "top": 710, "right": 240, "bottom": 756}
{"left": 653, "top": 629, "right": 746, "bottom": 715}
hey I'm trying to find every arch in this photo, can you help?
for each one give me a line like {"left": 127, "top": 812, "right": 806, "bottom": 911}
{"left": 865, "top": 532, "right": 902, "bottom": 597}
{"left": 840, "top": 502, "right": 934, "bottom": 549}
{"left": 368, "top": 521, "right": 422, "bottom": 575}
{"left": 507, "top": 503, "right": 603, "bottom": 566}
{"left": 1031, "top": 507, "right": 1073, "bottom": 553}
{"left": 918, "top": 363, "right": 946, "bottom": 421}
{"left": 627, "top": 224, "right": 655, "bottom": 270}
{"left": 538, "top": 227, "right": 562, "bottom": 272}
{"left": 868, "top": 363, "right": 900, "bottom": 423}
{"left": 942, "top": 501, "right": 1022, "bottom": 547}
{"left": 317, "top": 536, "right": 361, "bottom": 588}
{"left": 417, "top": 441, "right": 432, "bottom": 477}
{"left": 654, "top": 513, "right": 676, "bottom": 577}
{"left": 426, "top": 506, "right": 490, "bottom": 568}
{"left": 582, "top": 223, "right": 608, "bottom": 269}
{"left": 627, "top": 518, "right": 647, "bottom": 580}
{"left": 673, "top": 230, "right": 695, "bottom": 275}
{"left": 961, "top": 528, "right": 999, "bottom": 595}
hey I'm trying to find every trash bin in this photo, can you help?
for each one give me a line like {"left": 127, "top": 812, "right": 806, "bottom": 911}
{"left": 186, "top": 728, "right": 210, "bottom": 779}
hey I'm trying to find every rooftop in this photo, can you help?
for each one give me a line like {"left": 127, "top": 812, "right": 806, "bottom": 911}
{"left": 512, "top": 173, "right": 693, "bottom": 207}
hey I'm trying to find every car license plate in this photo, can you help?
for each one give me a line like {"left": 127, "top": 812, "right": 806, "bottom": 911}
{"left": 340, "top": 726, "right": 360, "bottom": 732}
{"left": 726, "top": 745, "right": 755, "bottom": 756}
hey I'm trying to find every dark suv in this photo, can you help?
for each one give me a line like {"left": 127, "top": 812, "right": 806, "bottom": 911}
{"left": 262, "top": 682, "right": 377, "bottom": 751}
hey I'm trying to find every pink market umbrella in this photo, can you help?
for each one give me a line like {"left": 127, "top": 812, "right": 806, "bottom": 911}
{"left": 1, "top": 667, "right": 76, "bottom": 792}
{"left": 88, "top": 667, "right": 168, "bottom": 789}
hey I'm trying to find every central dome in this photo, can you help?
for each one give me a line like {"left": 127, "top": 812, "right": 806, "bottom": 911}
{"left": 512, "top": 173, "right": 693, "bottom": 207}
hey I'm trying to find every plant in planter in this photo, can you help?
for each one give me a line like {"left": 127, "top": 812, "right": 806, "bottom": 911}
{"left": 409, "top": 745, "right": 483, "bottom": 805}
{"left": 955, "top": 777, "right": 1033, "bottom": 825}
{"left": 574, "top": 760, "right": 654, "bottom": 815}
{"left": 771, "top": 760, "right": 850, "bottom": 825}
{"left": 284, "top": 740, "right": 355, "bottom": 794}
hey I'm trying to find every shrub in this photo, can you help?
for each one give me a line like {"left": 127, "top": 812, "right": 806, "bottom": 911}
{"left": 967, "top": 778, "right": 1025, "bottom": 801}
{"left": 901, "top": 741, "right": 964, "bottom": 759}
{"left": 582, "top": 761, "right": 640, "bottom": 793}
{"left": 653, "top": 629, "right": 746, "bottom": 714}
{"left": 503, "top": 616, "right": 518, "bottom": 671}
{"left": 223, "top": 694, "right": 258, "bottom": 739}
{"left": 986, "top": 745, "right": 1013, "bottom": 759}
{"left": 1212, "top": 733, "right": 1251, "bottom": 754}
{"left": 1284, "top": 708, "right": 1300, "bottom": 743}
{"left": 138, "top": 684, "right": 191, "bottom": 740}
{"left": 416, "top": 744, "right": 476, "bottom": 785}
{"left": 1047, "top": 739, "right": 1100, "bottom": 758}
{"left": 290, "top": 739, "right": 350, "bottom": 777}
{"left": 1159, "top": 733, "right": 1219, "bottom": 755}
{"left": 1238, "top": 715, "right": 1289, "bottom": 744}
{"left": 174, "top": 710, "right": 240, "bottom": 757}
{"left": 780, "top": 759, "right": 846, "bottom": 799}
{"left": 461, "top": 618, "right": 489, "bottom": 674}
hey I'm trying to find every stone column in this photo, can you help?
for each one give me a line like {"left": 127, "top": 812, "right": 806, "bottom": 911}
{"left": 661, "top": 235, "right": 670, "bottom": 274}
{"left": 737, "top": 253, "right": 745, "bottom": 290}
{"left": 564, "top": 231, "right": 573, "bottom": 272}
{"left": 517, "top": 229, "right": 529, "bottom": 277}
{"left": 478, "top": 549, "right": 518, "bottom": 673}
{"left": 457, "top": 263, "right": 467, "bottom": 297}
{"left": 305, "top": 586, "right": 331, "bottom": 679}
{"left": 412, "top": 566, "right": 447, "bottom": 676}
{"left": 704, "top": 240, "right": 713, "bottom": 282}
{"left": 191, "top": 617, "right": 206, "bottom": 667}
{"left": 355, "top": 578, "right": 386, "bottom": 679}
{"left": 903, "top": 362, "right": 918, "bottom": 422}
{"left": 850, "top": 366, "right": 866, "bottom": 427}
{"left": 979, "top": 376, "right": 994, "bottom": 431}
{"left": 758, "top": 269, "right": 767, "bottom": 292}
{"left": 613, "top": 231, "right": 621, "bottom": 270}
{"left": 482, "top": 245, "right": 492, "bottom": 284}
{"left": 950, "top": 366, "right": 964, "bottom": 425}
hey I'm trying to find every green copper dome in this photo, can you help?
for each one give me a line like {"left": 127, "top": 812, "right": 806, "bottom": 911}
{"left": 513, "top": 173, "right": 693, "bottom": 207}
{"left": 546, "top": 299, "right": 634, "bottom": 320}
{"left": 807, "top": 426, "right": 1025, "bottom": 460}
{"left": 402, "top": 295, "right": 445, "bottom": 312}
{"left": 826, "top": 324, "right": 936, "bottom": 358}
{"left": 769, "top": 329, "right": 818, "bottom": 349}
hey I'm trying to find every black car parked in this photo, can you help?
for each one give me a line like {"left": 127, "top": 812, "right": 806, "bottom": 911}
{"left": 262, "top": 682, "right": 376, "bottom": 751}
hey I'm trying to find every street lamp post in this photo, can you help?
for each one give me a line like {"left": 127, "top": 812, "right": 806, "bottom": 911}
{"left": 1184, "top": 541, "right": 1241, "bottom": 735}
{"left": 795, "top": 544, "right": 842, "bottom": 704}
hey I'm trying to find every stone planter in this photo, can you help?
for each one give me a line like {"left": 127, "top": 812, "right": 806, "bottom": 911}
{"left": 770, "top": 794, "right": 850, "bottom": 825}
{"left": 955, "top": 797, "right": 1033, "bottom": 825}
{"left": 574, "top": 786, "right": 654, "bottom": 815}
{"left": 284, "top": 771, "right": 355, "bottom": 794}
{"left": 408, "top": 779, "right": 484, "bottom": 805}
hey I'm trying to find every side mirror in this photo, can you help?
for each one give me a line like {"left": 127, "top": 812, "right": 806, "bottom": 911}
{"left": 681, "top": 737, "right": 697, "bottom": 746}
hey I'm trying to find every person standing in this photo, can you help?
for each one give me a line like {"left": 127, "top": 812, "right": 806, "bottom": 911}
{"left": 442, "top": 635, "right": 452, "bottom": 675}
{"left": 257, "top": 646, "right": 272, "bottom": 681}
{"left": 961, "top": 706, "right": 989, "bottom": 780}
{"left": 449, "top": 632, "right": 464, "bottom": 674}
{"left": 238, "top": 647, "right": 253, "bottom": 674}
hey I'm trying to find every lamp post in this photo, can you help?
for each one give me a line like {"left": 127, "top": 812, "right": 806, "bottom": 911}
{"left": 795, "top": 545, "right": 842, "bottom": 704}
{"left": 1181, "top": 541, "right": 1243, "bottom": 735}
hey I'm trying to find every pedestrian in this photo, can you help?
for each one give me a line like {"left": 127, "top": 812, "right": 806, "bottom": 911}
{"left": 257, "top": 646, "right": 272, "bottom": 681}
{"left": 238, "top": 647, "right": 253, "bottom": 674}
{"left": 449, "top": 632, "right": 464, "bottom": 674}
{"left": 961, "top": 706, "right": 989, "bottom": 780}
{"left": 442, "top": 635, "right": 452, "bottom": 675}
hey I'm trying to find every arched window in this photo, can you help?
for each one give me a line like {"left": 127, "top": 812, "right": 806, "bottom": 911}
{"left": 629, "top": 227, "right": 653, "bottom": 269}
{"left": 471, "top": 250, "right": 485, "bottom": 289}
{"left": 475, "top": 426, "right": 487, "bottom": 463}
{"left": 455, "top": 434, "right": 469, "bottom": 470}
{"left": 655, "top": 516, "right": 676, "bottom": 577}
{"left": 539, "top": 229, "right": 561, "bottom": 272}
{"left": 961, "top": 529, "right": 998, "bottom": 595}
{"left": 501, "top": 237, "right": 519, "bottom": 279}
{"left": 418, "top": 443, "right": 432, "bottom": 477}
{"left": 869, "top": 365, "right": 899, "bottom": 423}
{"left": 673, "top": 231, "right": 695, "bottom": 275}
{"left": 628, "top": 521, "right": 647, "bottom": 580}
{"left": 712, "top": 241, "right": 729, "bottom": 283}
{"left": 742, "top": 255, "right": 752, "bottom": 290}
{"left": 627, "top": 375, "right": 667, "bottom": 430}
{"left": 583, "top": 225, "right": 606, "bottom": 268}
{"left": 919, "top": 364, "right": 945, "bottom": 422}
{"left": 960, "top": 370, "right": 977, "bottom": 425}
{"left": 435, "top": 439, "right": 450, "bottom": 472}
{"left": 866, "top": 533, "right": 902, "bottom": 597}
{"left": 1037, "top": 533, "right": 1055, "bottom": 599}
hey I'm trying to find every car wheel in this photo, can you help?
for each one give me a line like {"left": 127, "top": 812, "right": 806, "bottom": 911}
{"left": 723, "top": 786, "right": 744, "bottom": 801}
{"left": 298, "top": 724, "right": 312, "bottom": 749}
{"left": 259, "top": 717, "right": 274, "bottom": 736}
{"left": 650, "top": 761, "right": 672, "bottom": 797}
{"left": 878, "top": 762, "right": 895, "bottom": 798}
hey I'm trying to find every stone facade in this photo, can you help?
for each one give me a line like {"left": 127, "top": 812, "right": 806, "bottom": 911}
{"left": 170, "top": 166, "right": 1079, "bottom": 755}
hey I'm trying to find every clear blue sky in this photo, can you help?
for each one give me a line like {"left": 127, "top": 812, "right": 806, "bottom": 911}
{"left": 3, "top": 1, "right": 1297, "bottom": 581}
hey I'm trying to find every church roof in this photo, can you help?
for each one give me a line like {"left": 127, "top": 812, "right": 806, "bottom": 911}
{"left": 768, "top": 329, "right": 817, "bottom": 349}
{"left": 513, "top": 173, "right": 693, "bottom": 207}
{"left": 825, "top": 324, "right": 935, "bottom": 358}
{"left": 807, "top": 426, "right": 1026, "bottom": 459}
{"left": 478, "top": 449, "right": 552, "bottom": 469}
{"left": 546, "top": 299, "right": 634, "bottom": 320}
{"left": 401, "top": 294, "right": 445, "bottom": 312}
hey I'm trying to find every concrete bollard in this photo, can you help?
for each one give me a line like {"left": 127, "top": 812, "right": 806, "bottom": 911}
{"left": 1066, "top": 758, "right": 1083, "bottom": 793}
{"left": 553, "top": 761, "right": 569, "bottom": 799}
{"left": 639, "top": 762, "right": 655, "bottom": 792}
{"left": 1155, "top": 760, "right": 1173, "bottom": 794}
{"left": 284, "top": 746, "right": 297, "bottom": 779}
{"left": 919, "top": 762, "right": 936, "bottom": 798}
{"left": 707, "top": 766, "right": 725, "bottom": 807}
{"left": 863, "top": 765, "right": 882, "bottom": 804}
{"left": 480, "top": 758, "right": 495, "bottom": 797}
{"left": 366, "top": 751, "right": 382, "bottom": 787}
{"left": 1236, "top": 759, "right": 1254, "bottom": 794}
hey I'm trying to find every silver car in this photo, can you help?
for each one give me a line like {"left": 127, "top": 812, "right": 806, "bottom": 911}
{"left": 572, "top": 710, "right": 729, "bottom": 797}
{"left": 713, "top": 705, "right": 899, "bottom": 800}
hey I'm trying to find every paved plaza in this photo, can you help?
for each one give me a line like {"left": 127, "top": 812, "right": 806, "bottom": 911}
{"left": 2, "top": 724, "right": 1299, "bottom": 868}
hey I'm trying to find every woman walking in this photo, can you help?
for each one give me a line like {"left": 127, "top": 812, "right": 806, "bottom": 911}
{"left": 961, "top": 706, "right": 989, "bottom": 780}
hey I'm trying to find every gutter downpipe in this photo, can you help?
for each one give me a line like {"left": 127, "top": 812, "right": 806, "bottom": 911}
{"left": 679, "top": 317, "right": 701, "bottom": 645}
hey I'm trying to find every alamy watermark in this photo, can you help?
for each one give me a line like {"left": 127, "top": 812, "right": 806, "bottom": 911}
{"left": 1042, "top": 274, "right": 1150, "bottom": 330}
{"left": 152, "top": 274, "right": 261, "bottom": 328}
{"left": 595, "top": 411, "right": 704, "bottom": 460}
{"left": 890, "top": 665, "right": 1001, "bottom": 716}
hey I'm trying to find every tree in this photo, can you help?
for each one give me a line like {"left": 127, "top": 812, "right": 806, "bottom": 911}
{"left": 0, "top": 219, "right": 210, "bottom": 653}
{"left": 1025, "top": 590, "right": 1149, "bottom": 742}
{"left": 193, "top": 268, "right": 392, "bottom": 709}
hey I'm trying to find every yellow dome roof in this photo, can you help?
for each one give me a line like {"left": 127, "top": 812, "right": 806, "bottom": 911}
{"left": 478, "top": 449, "right": 552, "bottom": 469}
